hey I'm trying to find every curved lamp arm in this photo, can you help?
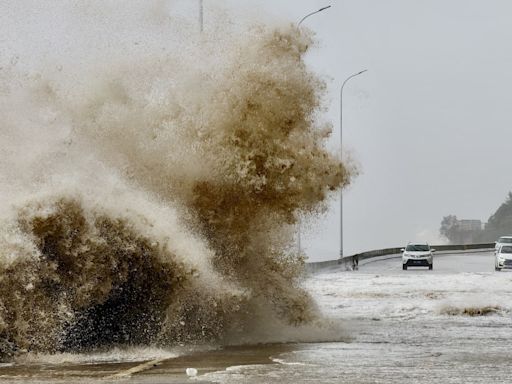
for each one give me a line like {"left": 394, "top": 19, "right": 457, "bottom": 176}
{"left": 297, "top": 6, "right": 331, "bottom": 27}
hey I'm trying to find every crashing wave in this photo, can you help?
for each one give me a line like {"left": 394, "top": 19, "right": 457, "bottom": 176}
{"left": 0, "top": 4, "right": 355, "bottom": 360}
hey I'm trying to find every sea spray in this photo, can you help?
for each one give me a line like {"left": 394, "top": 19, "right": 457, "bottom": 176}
{"left": 0, "top": 3, "right": 355, "bottom": 359}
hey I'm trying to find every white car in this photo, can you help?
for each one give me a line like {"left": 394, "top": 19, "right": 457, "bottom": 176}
{"left": 401, "top": 243, "right": 435, "bottom": 270}
{"left": 495, "top": 244, "right": 512, "bottom": 271}
{"left": 495, "top": 236, "right": 512, "bottom": 250}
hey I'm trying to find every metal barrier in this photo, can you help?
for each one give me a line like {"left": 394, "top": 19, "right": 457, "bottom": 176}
{"left": 305, "top": 243, "right": 494, "bottom": 274}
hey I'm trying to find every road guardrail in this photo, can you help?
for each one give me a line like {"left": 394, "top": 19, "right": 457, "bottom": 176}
{"left": 305, "top": 243, "right": 494, "bottom": 274}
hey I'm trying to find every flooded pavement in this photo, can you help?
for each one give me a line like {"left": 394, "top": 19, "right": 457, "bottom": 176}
{"left": 203, "top": 251, "right": 512, "bottom": 383}
{"left": 0, "top": 344, "right": 294, "bottom": 383}
{"left": 2, "top": 251, "right": 511, "bottom": 383}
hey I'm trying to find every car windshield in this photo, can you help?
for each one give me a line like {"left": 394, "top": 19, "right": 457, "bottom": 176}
{"left": 498, "top": 237, "right": 512, "bottom": 244}
{"left": 500, "top": 246, "right": 512, "bottom": 254}
{"left": 406, "top": 244, "right": 430, "bottom": 252}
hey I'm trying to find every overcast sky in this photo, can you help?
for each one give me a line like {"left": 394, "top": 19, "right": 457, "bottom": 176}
{"left": 217, "top": 0, "right": 512, "bottom": 260}
{"left": 3, "top": 1, "right": 511, "bottom": 261}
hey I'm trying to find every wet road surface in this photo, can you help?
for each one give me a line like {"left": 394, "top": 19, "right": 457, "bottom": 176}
{"left": 2, "top": 251, "right": 511, "bottom": 383}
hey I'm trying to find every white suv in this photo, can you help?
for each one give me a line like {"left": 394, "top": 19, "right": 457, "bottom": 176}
{"left": 495, "top": 244, "right": 512, "bottom": 271}
{"left": 401, "top": 243, "right": 435, "bottom": 270}
{"left": 495, "top": 236, "right": 512, "bottom": 250}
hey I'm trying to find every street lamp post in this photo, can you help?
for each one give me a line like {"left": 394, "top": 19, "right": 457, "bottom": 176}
{"left": 296, "top": 5, "right": 331, "bottom": 257}
{"left": 199, "top": 0, "right": 203, "bottom": 32}
{"left": 340, "top": 69, "right": 367, "bottom": 258}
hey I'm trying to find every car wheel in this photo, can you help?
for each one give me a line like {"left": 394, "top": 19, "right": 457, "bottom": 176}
{"left": 496, "top": 267, "right": 502, "bottom": 271}
{"left": 429, "top": 264, "right": 433, "bottom": 270}
{"left": 402, "top": 264, "right": 407, "bottom": 270}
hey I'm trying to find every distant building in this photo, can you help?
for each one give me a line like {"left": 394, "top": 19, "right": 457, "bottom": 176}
{"left": 441, "top": 216, "right": 484, "bottom": 244}
{"left": 455, "top": 219, "right": 483, "bottom": 243}
{"left": 458, "top": 220, "right": 483, "bottom": 232}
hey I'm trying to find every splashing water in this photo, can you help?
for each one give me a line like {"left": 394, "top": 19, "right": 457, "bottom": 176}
{"left": 0, "top": 3, "right": 355, "bottom": 360}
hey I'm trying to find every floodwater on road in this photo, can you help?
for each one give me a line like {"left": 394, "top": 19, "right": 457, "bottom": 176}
{"left": 2, "top": 251, "right": 512, "bottom": 383}
{"left": 203, "top": 251, "right": 512, "bottom": 384}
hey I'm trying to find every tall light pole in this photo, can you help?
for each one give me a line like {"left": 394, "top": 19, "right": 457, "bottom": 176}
{"left": 199, "top": 0, "right": 203, "bottom": 33}
{"left": 340, "top": 69, "right": 367, "bottom": 258}
{"left": 296, "top": 5, "right": 331, "bottom": 257}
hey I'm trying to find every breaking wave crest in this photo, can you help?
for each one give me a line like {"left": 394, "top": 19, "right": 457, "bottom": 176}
{"left": 0, "top": 3, "right": 354, "bottom": 360}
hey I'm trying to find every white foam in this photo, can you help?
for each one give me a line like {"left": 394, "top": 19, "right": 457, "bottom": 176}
{"left": 16, "top": 347, "right": 179, "bottom": 365}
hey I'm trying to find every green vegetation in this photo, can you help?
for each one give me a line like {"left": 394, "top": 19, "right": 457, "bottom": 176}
{"left": 440, "top": 192, "right": 512, "bottom": 244}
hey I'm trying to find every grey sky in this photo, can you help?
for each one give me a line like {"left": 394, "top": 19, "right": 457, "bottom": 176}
{"left": 3, "top": 1, "right": 511, "bottom": 261}
{"left": 219, "top": 0, "right": 512, "bottom": 260}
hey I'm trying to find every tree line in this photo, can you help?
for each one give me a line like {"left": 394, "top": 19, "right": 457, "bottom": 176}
{"left": 440, "top": 192, "right": 512, "bottom": 244}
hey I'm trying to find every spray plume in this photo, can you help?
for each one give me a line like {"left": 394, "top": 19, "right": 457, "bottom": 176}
{"left": 0, "top": 3, "right": 354, "bottom": 359}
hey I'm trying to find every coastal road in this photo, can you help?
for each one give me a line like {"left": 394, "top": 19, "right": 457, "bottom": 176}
{"left": 2, "top": 251, "right": 512, "bottom": 384}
